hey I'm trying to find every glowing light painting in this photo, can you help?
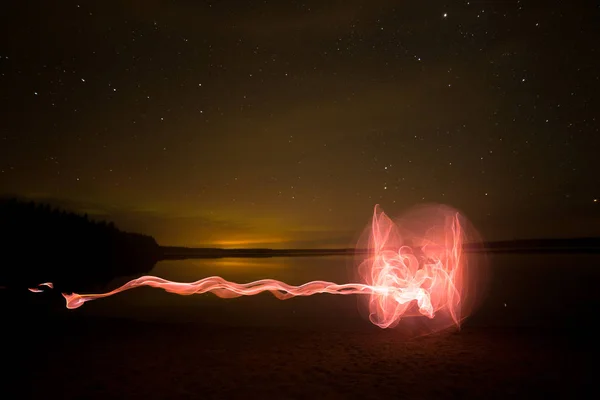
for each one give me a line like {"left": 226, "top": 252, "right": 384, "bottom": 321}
{"left": 32, "top": 204, "right": 485, "bottom": 331}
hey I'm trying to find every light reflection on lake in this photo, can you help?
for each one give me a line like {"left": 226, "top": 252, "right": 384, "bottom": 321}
{"left": 78, "top": 256, "right": 364, "bottom": 329}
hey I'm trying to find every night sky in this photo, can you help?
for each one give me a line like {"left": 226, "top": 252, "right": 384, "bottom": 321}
{"left": 1, "top": 1, "right": 598, "bottom": 248}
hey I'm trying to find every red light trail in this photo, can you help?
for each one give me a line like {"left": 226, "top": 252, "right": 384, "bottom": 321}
{"left": 31, "top": 204, "right": 485, "bottom": 331}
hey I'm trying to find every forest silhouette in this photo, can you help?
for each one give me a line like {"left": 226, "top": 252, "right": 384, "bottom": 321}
{"left": 0, "top": 198, "right": 159, "bottom": 293}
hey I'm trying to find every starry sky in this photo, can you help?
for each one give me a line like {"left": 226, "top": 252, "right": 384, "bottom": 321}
{"left": 1, "top": 1, "right": 598, "bottom": 248}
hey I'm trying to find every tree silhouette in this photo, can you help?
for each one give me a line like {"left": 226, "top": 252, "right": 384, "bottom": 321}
{"left": 0, "top": 198, "right": 160, "bottom": 292}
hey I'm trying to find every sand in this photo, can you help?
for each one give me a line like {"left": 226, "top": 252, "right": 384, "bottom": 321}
{"left": 8, "top": 312, "right": 593, "bottom": 399}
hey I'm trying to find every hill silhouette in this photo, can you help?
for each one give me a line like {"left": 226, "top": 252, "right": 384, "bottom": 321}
{"left": 160, "top": 236, "right": 600, "bottom": 259}
{"left": 0, "top": 198, "right": 160, "bottom": 292}
{"left": 463, "top": 237, "right": 600, "bottom": 253}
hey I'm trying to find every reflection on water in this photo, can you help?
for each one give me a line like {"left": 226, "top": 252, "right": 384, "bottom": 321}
{"left": 78, "top": 256, "right": 362, "bottom": 329}
{"left": 152, "top": 256, "right": 354, "bottom": 284}
{"left": 74, "top": 254, "right": 600, "bottom": 330}
{"left": 157, "top": 257, "right": 314, "bottom": 276}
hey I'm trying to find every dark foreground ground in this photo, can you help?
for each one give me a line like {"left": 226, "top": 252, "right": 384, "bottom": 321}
{"left": 6, "top": 309, "right": 594, "bottom": 399}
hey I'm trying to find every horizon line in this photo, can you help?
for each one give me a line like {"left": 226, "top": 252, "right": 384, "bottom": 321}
{"left": 160, "top": 236, "right": 600, "bottom": 253}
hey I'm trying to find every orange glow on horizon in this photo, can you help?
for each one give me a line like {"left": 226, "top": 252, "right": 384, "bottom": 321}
{"left": 206, "top": 237, "right": 290, "bottom": 248}
{"left": 190, "top": 259, "right": 284, "bottom": 269}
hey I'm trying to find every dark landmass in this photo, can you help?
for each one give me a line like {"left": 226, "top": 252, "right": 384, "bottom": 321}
{"left": 160, "top": 237, "right": 600, "bottom": 259}
{"left": 464, "top": 237, "right": 600, "bottom": 253}
{"left": 0, "top": 198, "right": 159, "bottom": 292}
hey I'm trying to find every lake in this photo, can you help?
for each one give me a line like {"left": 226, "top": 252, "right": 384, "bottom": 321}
{"left": 71, "top": 253, "right": 600, "bottom": 331}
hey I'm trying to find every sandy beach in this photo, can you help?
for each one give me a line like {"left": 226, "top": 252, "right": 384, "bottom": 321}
{"left": 8, "top": 308, "right": 593, "bottom": 399}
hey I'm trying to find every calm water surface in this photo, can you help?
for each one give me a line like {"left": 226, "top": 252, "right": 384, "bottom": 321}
{"left": 74, "top": 254, "right": 600, "bottom": 330}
